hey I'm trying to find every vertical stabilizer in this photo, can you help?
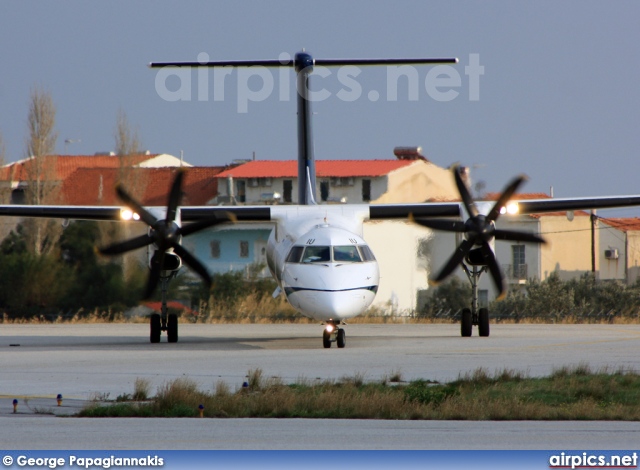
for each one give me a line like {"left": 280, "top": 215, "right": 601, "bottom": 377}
{"left": 295, "top": 51, "right": 317, "bottom": 205}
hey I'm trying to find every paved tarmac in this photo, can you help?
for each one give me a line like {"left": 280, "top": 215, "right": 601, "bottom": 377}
{"left": 1, "top": 322, "right": 639, "bottom": 449}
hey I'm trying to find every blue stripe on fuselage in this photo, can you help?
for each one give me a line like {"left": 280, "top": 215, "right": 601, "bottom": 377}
{"left": 284, "top": 285, "right": 378, "bottom": 296}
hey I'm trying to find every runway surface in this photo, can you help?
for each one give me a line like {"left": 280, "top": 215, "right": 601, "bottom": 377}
{"left": 1, "top": 322, "right": 639, "bottom": 449}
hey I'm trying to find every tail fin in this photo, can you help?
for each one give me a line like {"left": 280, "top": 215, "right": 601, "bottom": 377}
{"left": 295, "top": 51, "right": 317, "bottom": 205}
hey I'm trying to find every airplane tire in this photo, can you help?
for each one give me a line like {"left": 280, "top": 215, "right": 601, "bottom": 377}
{"left": 323, "top": 330, "right": 332, "bottom": 349}
{"left": 478, "top": 308, "right": 490, "bottom": 337}
{"left": 150, "top": 314, "right": 161, "bottom": 343}
{"left": 337, "top": 329, "right": 346, "bottom": 348}
{"left": 461, "top": 308, "right": 472, "bottom": 337}
{"left": 167, "top": 313, "right": 178, "bottom": 343}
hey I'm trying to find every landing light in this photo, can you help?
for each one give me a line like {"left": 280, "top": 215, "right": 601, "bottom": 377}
{"left": 325, "top": 324, "right": 335, "bottom": 333}
{"left": 499, "top": 202, "right": 520, "bottom": 215}
{"left": 120, "top": 209, "right": 141, "bottom": 221}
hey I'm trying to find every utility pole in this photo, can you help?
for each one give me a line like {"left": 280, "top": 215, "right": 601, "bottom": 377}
{"left": 591, "top": 210, "right": 597, "bottom": 274}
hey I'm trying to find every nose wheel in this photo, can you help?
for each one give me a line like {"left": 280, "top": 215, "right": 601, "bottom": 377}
{"left": 322, "top": 322, "right": 346, "bottom": 348}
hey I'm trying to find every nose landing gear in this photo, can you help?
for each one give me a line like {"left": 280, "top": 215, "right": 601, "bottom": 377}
{"left": 322, "top": 321, "right": 346, "bottom": 348}
{"left": 461, "top": 264, "right": 490, "bottom": 337}
{"left": 150, "top": 273, "right": 179, "bottom": 343}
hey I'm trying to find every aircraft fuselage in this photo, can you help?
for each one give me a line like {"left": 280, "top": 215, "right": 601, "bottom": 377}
{"left": 266, "top": 205, "right": 380, "bottom": 322}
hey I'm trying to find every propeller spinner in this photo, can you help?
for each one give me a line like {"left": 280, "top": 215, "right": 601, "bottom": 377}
{"left": 414, "top": 166, "right": 546, "bottom": 299}
{"left": 99, "top": 170, "right": 233, "bottom": 298}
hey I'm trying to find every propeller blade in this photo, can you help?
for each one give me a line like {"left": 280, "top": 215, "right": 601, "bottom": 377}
{"left": 116, "top": 186, "right": 158, "bottom": 227}
{"left": 143, "top": 251, "right": 165, "bottom": 299}
{"left": 486, "top": 175, "right": 527, "bottom": 222}
{"left": 412, "top": 218, "right": 467, "bottom": 233}
{"left": 172, "top": 243, "right": 212, "bottom": 288}
{"left": 99, "top": 233, "right": 154, "bottom": 255}
{"left": 453, "top": 166, "right": 478, "bottom": 218}
{"left": 493, "top": 229, "right": 546, "bottom": 244}
{"left": 431, "top": 238, "right": 475, "bottom": 285}
{"left": 480, "top": 242, "right": 507, "bottom": 300}
{"left": 179, "top": 212, "right": 236, "bottom": 237}
{"left": 165, "top": 170, "right": 185, "bottom": 224}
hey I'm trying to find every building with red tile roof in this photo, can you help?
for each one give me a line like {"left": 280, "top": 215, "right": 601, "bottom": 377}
{"left": 0, "top": 153, "right": 160, "bottom": 182}
{"left": 215, "top": 158, "right": 459, "bottom": 204}
{"left": 215, "top": 159, "right": 416, "bottom": 179}
{"left": 0, "top": 153, "right": 191, "bottom": 204}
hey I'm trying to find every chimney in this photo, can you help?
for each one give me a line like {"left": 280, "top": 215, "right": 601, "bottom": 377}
{"left": 393, "top": 146, "right": 428, "bottom": 161}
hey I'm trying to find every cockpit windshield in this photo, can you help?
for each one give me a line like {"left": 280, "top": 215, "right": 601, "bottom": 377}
{"left": 302, "top": 245, "right": 331, "bottom": 263}
{"left": 286, "top": 244, "right": 376, "bottom": 264}
{"left": 333, "top": 245, "right": 362, "bottom": 262}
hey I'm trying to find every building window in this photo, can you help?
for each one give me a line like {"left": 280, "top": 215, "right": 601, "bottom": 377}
{"left": 362, "top": 179, "right": 371, "bottom": 202}
{"left": 512, "top": 245, "right": 525, "bottom": 279}
{"left": 283, "top": 180, "right": 293, "bottom": 203}
{"left": 236, "top": 180, "right": 246, "bottom": 203}
{"left": 320, "top": 181, "right": 329, "bottom": 202}
{"left": 240, "top": 241, "right": 249, "bottom": 258}
{"left": 210, "top": 240, "right": 221, "bottom": 259}
{"left": 11, "top": 189, "right": 25, "bottom": 204}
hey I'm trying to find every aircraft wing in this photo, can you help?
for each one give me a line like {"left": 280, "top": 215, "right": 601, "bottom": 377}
{"left": 368, "top": 203, "right": 461, "bottom": 219}
{"left": 0, "top": 205, "right": 274, "bottom": 222}
{"left": 0, "top": 205, "right": 123, "bottom": 221}
{"left": 0, "top": 195, "right": 638, "bottom": 223}
{"left": 513, "top": 195, "right": 640, "bottom": 214}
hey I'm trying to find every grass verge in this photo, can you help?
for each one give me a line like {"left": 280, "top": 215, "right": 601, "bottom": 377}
{"left": 79, "top": 365, "right": 640, "bottom": 420}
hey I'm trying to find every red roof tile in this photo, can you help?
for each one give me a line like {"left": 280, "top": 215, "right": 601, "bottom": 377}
{"left": 215, "top": 160, "right": 416, "bottom": 178}
{"left": 601, "top": 217, "right": 640, "bottom": 232}
{"left": 0, "top": 154, "right": 158, "bottom": 182}
{"left": 484, "top": 192, "right": 551, "bottom": 200}
{"left": 61, "top": 167, "right": 225, "bottom": 206}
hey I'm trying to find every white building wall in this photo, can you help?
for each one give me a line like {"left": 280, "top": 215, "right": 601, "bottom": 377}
{"left": 363, "top": 220, "right": 433, "bottom": 314}
{"left": 136, "top": 154, "right": 192, "bottom": 168}
{"left": 232, "top": 177, "right": 384, "bottom": 204}
{"left": 599, "top": 223, "right": 626, "bottom": 281}
{"left": 628, "top": 231, "right": 640, "bottom": 284}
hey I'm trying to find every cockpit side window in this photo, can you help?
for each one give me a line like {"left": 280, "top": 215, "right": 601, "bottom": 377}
{"left": 286, "top": 246, "right": 305, "bottom": 263}
{"left": 358, "top": 245, "right": 376, "bottom": 262}
{"left": 333, "top": 245, "right": 362, "bottom": 262}
{"left": 302, "top": 246, "right": 331, "bottom": 263}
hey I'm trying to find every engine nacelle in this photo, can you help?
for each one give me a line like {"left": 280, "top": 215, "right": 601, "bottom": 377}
{"left": 465, "top": 247, "right": 492, "bottom": 266}
{"left": 149, "top": 251, "right": 182, "bottom": 272}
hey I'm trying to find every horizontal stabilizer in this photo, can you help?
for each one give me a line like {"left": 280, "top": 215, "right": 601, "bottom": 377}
{"left": 149, "top": 57, "right": 458, "bottom": 68}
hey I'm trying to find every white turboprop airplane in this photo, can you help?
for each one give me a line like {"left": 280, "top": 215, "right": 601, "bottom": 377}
{"left": 3, "top": 51, "right": 640, "bottom": 347}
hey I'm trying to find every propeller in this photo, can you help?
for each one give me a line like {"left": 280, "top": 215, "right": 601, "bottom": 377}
{"left": 413, "top": 166, "right": 546, "bottom": 300}
{"left": 99, "top": 169, "right": 234, "bottom": 298}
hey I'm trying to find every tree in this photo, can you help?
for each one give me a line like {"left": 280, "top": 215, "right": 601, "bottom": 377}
{"left": 0, "top": 129, "right": 6, "bottom": 167}
{"left": 114, "top": 108, "right": 146, "bottom": 195}
{"left": 108, "top": 109, "right": 148, "bottom": 280}
{"left": 23, "top": 87, "right": 61, "bottom": 255}
{"left": 420, "top": 277, "right": 473, "bottom": 319}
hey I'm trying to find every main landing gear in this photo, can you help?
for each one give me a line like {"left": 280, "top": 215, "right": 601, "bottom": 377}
{"left": 461, "top": 264, "right": 490, "bottom": 338}
{"left": 322, "top": 321, "right": 346, "bottom": 349}
{"left": 150, "top": 273, "right": 179, "bottom": 343}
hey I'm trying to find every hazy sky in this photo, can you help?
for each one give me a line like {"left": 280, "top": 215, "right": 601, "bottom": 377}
{"left": 1, "top": 1, "right": 639, "bottom": 215}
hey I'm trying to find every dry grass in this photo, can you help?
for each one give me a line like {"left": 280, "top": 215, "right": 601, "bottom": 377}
{"left": 79, "top": 366, "right": 640, "bottom": 420}
{"left": 2, "top": 291, "right": 639, "bottom": 325}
